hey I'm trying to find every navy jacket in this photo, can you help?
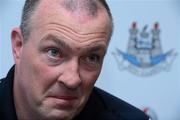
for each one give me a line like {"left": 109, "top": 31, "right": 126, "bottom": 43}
{"left": 0, "top": 66, "right": 149, "bottom": 120}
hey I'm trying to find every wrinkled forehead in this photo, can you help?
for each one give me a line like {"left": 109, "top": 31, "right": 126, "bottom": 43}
{"left": 30, "top": 0, "right": 112, "bottom": 36}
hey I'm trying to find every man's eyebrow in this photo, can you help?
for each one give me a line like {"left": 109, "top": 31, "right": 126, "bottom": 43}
{"left": 41, "top": 35, "right": 73, "bottom": 51}
{"left": 83, "top": 43, "right": 107, "bottom": 54}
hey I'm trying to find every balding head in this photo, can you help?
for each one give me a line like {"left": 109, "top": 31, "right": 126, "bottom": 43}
{"left": 20, "top": 0, "right": 113, "bottom": 42}
{"left": 62, "top": 0, "right": 98, "bottom": 16}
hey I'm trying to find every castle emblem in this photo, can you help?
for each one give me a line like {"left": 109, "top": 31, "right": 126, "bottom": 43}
{"left": 113, "top": 22, "right": 177, "bottom": 76}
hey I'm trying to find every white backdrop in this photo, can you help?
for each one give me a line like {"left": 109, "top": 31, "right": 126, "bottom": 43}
{"left": 0, "top": 0, "right": 180, "bottom": 120}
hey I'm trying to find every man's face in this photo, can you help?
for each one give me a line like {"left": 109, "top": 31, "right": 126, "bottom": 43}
{"left": 13, "top": 0, "right": 111, "bottom": 119}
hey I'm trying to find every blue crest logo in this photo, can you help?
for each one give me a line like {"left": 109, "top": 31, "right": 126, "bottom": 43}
{"left": 112, "top": 22, "right": 177, "bottom": 76}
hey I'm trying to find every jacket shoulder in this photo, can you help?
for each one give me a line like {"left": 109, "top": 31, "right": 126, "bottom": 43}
{"left": 94, "top": 87, "right": 149, "bottom": 120}
{"left": 0, "top": 78, "right": 6, "bottom": 95}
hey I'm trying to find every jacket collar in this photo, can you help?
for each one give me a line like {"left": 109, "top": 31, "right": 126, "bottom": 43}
{"left": 0, "top": 65, "right": 17, "bottom": 120}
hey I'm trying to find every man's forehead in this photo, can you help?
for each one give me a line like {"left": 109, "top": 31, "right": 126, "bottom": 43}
{"left": 30, "top": 0, "right": 111, "bottom": 43}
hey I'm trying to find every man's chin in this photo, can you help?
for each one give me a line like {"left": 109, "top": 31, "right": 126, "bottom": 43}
{"left": 41, "top": 109, "right": 76, "bottom": 120}
{"left": 40, "top": 97, "right": 83, "bottom": 119}
{"left": 42, "top": 103, "right": 77, "bottom": 120}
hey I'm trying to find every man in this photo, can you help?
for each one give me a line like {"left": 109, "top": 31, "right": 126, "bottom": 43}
{"left": 0, "top": 0, "right": 149, "bottom": 120}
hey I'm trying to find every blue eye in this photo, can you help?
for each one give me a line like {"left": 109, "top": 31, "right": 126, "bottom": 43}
{"left": 85, "top": 54, "right": 100, "bottom": 64}
{"left": 47, "top": 48, "right": 61, "bottom": 59}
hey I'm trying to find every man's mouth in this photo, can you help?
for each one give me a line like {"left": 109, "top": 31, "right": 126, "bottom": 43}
{"left": 53, "top": 95, "right": 77, "bottom": 100}
{"left": 48, "top": 95, "right": 78, "bottom": 109}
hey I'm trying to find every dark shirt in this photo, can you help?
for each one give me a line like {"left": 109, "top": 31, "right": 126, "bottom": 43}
{"left": 0, "top": 66, "right": 149, "bottom": 120}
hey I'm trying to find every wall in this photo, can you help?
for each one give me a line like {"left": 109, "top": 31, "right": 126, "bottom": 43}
{"left": 96, "top": 0, "right": 180, "bottom": 120}
{"left": 0, "top": 0, "right": 24, "bottom": 78}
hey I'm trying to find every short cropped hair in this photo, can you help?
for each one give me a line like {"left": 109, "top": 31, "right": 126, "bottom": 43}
{"left": 20, "top": 0, "right": 113, "bottom": 42}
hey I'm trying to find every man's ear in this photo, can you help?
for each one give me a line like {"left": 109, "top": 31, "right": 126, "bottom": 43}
{"left": 11, "top": 28, "right": 24, "bottom": 64}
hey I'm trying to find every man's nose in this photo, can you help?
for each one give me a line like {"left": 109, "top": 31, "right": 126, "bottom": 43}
{"left": 58, "top": 58, "right": 82, "bottom": 90}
